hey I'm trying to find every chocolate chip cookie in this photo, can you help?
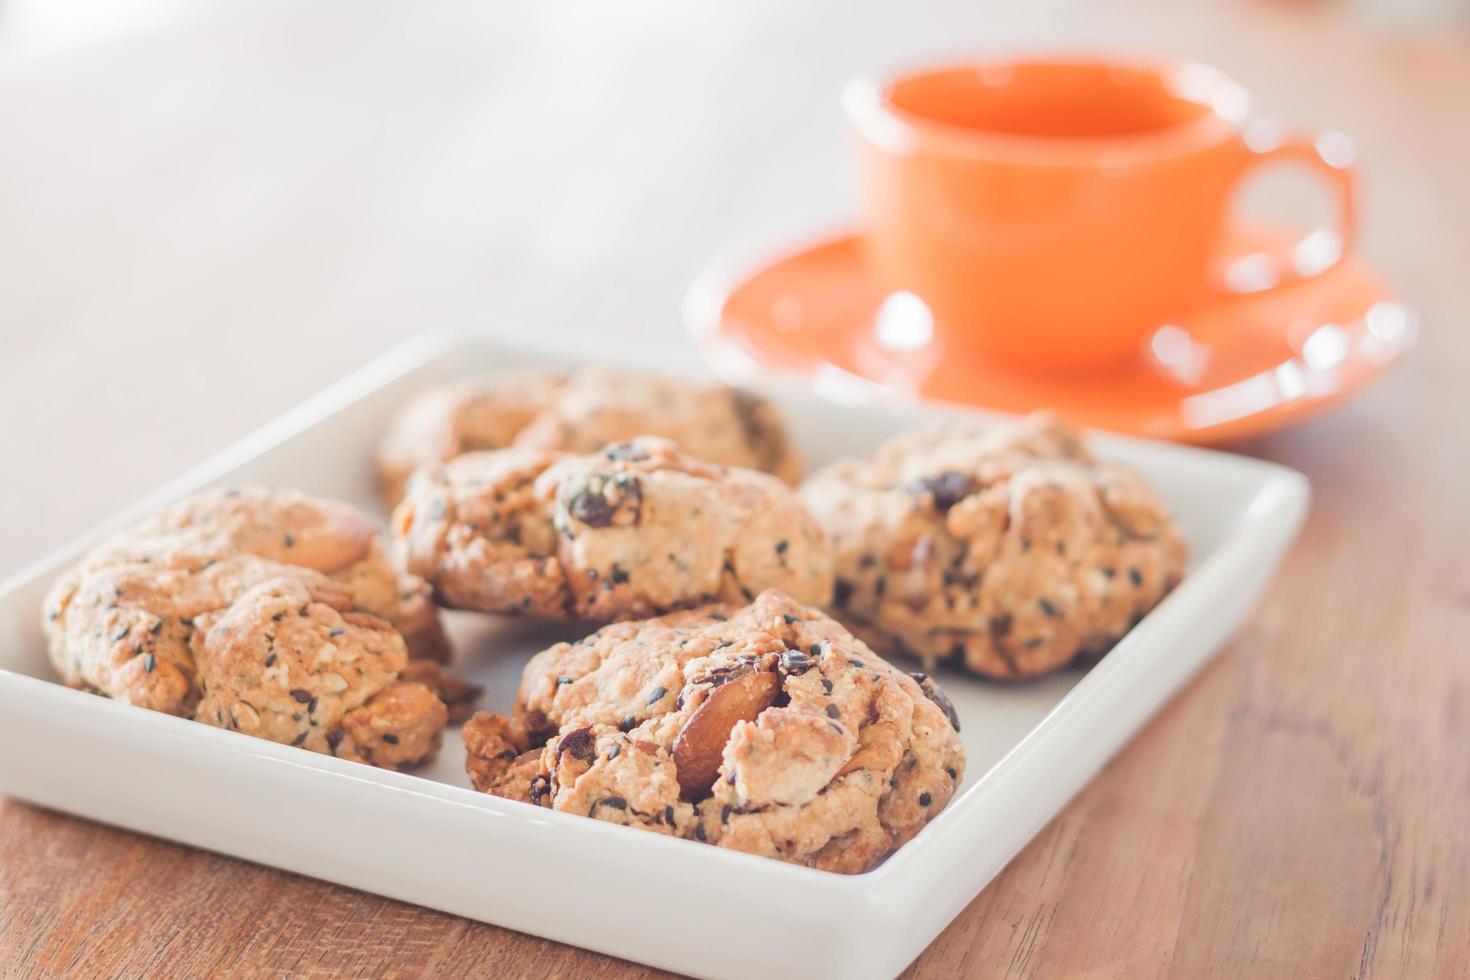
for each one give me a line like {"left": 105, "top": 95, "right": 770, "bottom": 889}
{"left": 376, "top": 368, "right": 801, "bottom": 506}
{"left": 462, "top": 589, "right": 965, "bottom": 873}
{"left": 393, "top": 437, "right": 833, "bottom": 621}
{"left": 42, "top": 487, "right": 473, "bottom": 768}
{"left": 799, "top": 413, "right": 1187, "bottom": 679}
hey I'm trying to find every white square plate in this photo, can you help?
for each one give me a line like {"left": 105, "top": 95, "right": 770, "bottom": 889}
{"left": 0, "top": 331, "right": 1308, "bottom": 980}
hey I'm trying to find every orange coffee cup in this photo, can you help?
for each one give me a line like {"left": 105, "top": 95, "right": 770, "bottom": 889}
{"left": 844, "top": 58, "right": 1358, "bottom": 373}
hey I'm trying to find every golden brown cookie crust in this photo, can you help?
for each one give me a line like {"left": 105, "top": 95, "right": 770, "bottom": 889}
{"left": 375, "top": 368, "right": 802, "bottom": 506}
{"left": 42, "top": 487, "right": 462, "bottom": 769}
{"left": 376, "top": 370, "right": 569, "bottom": 507}
{"left": 800, "top": 413, "right": 1187, "bottom": 679}
{"left": 69, "top": 486, "right": 451, "bottom": 663}
{"left": 191, "top": 577, "right": 446, "bottom": 768}
{"left": 393, "top": 438, "right": 832, "bottom": 621}
{"left": 462, "top": 590, "right": 965, "bottom": 874}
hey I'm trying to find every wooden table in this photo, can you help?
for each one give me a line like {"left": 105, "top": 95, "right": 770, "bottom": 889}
{"left": 2, "top": 1, "right": 1466, "bottom": 975}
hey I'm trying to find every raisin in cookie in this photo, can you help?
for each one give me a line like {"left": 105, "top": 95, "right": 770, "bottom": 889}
{"left": 799, "top": 413, "right": 1187, "bottom": 679}
{"left": 42, "top": 488, "right": 471, "bottom": 769}
{"left": 376, "top": 368, "right": 801, "bottom": 506}
{"left": 393, "top": 437, "right": 832, "bottom": 620}
{"left": 462, "top": 589, "right": 965, "bottom": 874}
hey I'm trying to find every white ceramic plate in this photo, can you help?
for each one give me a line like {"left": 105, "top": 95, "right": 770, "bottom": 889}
{"left": 0, "top": 331, "right": 1308, "bottom": 980}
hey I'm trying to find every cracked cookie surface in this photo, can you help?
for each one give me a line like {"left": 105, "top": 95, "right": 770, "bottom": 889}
{"left": 42, "top": 487, "right": 464, "bottom": 769}
{"left": 461, "top": 589, "right": 965, "bottom": 874}
{"left": 376, "top": 368, "right": 801, "bottom": 506}
{"left": 192, "top": 577, "right": 445, "bottom": 768}
{"left": 68, "top": 485, "right": 450, "bottom": 663}
{"left": 393, "top": 437, "right": 832, "bottom": 620}
{"left": 799, "top": 413, "right": 1187, "bottom": 679}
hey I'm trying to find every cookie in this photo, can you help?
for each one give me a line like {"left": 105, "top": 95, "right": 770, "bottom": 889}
{"left": 393, "top": 437, "right": 833, "bottom": 621}
{"left": 461, "top": 589, "right": 965, "bottom": 874}
{"left": 42, "top": 487, "right": 471, "bottom": 769}
{"left": 192, "top": 576, "right": 446, "bottom": 768}
{"left": 510, "top": 369, "right": 802, "bottom": 485}
{"left": 376, "top": 368, "right": 801, "bottom": 506}
{"left": 376, "top": 369, "right": 568, "bottom": 507}
{"left": 73, "top": 485, "right": 451, "bottom": 663}
{"left": 799, "top": 413, "right": 1187, "bottom": 679}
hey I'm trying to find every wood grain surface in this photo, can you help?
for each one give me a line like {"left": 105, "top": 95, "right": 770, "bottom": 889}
{"left": 1, "top": 1, "right": 1467, "bottom": 976}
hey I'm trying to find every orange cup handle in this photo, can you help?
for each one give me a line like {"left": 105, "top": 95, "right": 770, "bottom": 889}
{"left": 1212, "top": 126, "right": 1359, "bottom": 295}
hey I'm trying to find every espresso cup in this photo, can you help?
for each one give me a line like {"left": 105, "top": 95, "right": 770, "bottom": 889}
{"left": 844, "top": 59, "right": 1358, "bottom": 372}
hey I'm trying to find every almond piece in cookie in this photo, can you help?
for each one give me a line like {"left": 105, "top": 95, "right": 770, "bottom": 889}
{"left": 672, "top": 670, "right": 780, "bottom": 801}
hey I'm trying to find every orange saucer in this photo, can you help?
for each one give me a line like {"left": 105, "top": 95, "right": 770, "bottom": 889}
{"left": 686, "top": 225, "right": 1415, "bottom": 444}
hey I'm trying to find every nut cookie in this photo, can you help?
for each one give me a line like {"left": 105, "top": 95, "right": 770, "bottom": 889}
{"left": 376, "top": 368, "right": 801, "bottom": 506}
{"left": 510, "top": 369, "right": 801, "bottom": 485}
{"left": 462, "top": 590, "right": 965, "bottom": 874}
{"left": 192, "top": 577, "right": 445, "bottom": 768}
{"left": 377, "top": 369, "right": 568, "bottom": 507}
{"left": 393, "top": 437, "right": 833, "bottom": 620}
{"left": 42, "top": 488, "right": 469, "bottom": 769}
{"left": 73, "top": 486, "right": 450, "bottom": 663}
{"left": 800, "top": 413, "right": 1187, "bottom": 679}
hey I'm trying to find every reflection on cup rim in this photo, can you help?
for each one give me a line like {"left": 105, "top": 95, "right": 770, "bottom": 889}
{"left": 842, "top": 57, "right": 1253, "bottom": 164}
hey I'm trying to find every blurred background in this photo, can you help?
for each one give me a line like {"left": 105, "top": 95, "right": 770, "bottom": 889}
{"left": 1, "top": 0, "right": 1466, "bottom": 575}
